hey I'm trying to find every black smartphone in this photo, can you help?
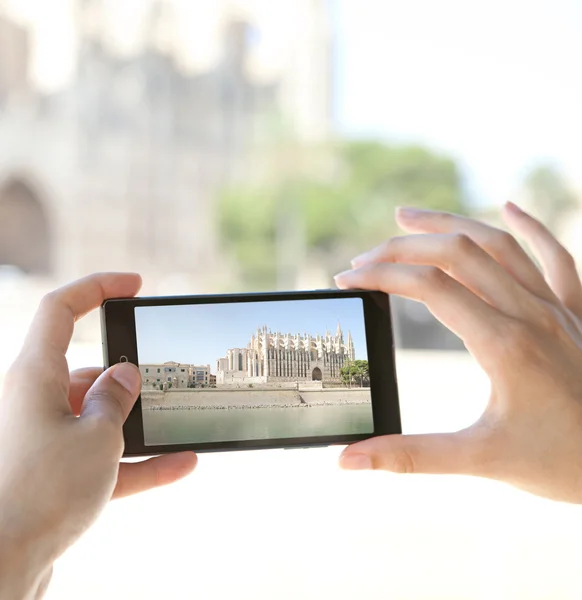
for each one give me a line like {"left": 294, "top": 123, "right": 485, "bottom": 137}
{"left": 101, "top": 289, "right": 401, "bottom": 456}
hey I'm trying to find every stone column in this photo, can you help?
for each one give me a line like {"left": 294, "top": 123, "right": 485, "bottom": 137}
{"left": 263, "top": 346, "right": 269, "bottom": 377}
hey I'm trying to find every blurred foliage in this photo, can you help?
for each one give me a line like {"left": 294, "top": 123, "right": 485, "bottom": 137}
{"left": 218, "top": 140, "right": 467, "bottom": 289}
{"left": 523, "top": 164, "right": 578, "bottom": 233}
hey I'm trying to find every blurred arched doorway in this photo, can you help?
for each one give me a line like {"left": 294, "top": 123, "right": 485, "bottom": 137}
{"left": 0, "top": 178, "right": 52, "bottom": 274}
{"left": 312, "top": 367, "right": 322, "bottom": 381}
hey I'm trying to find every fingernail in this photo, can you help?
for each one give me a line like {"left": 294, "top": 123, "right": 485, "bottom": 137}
{"left": 333, "top": 269, "right": 353, "bottom": 281}
{"left": 340, "top": 453, "right": 373, "bottom": 470}
{"left": 505, "top": 201, "right": 523, "bottom": 214}
{"left": 111, "top": 363, "right": 142, "bottom": 394}
{"left": 350, "top": 253, "right": 370, "bottom": 268}
{"left": 396, "top": 206, "right": 423, "bottom": 219}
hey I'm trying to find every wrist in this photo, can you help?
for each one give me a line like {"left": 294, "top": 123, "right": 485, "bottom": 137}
{"left": 0, "top": 541, "right": 53, "bottom": 600}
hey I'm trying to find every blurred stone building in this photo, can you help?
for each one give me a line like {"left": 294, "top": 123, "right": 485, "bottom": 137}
{"left": 0, "top": 0, "right": 468, "bottom": 352}
{"left": 0, "top": 0, "right": 333, "bottom": 292}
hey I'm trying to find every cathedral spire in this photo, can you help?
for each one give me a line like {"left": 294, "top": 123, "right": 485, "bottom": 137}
{"left": 336, "top": 321, "right": 342, "bottom": 337}
{"left": 347, "top": 330, "right": 355, "bottom": 360}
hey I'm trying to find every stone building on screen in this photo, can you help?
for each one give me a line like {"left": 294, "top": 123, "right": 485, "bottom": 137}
{"left": 216, "top": 323, "right": 356, "bottom": 386}
{"left": 139, "top": 362, "right": 211, "bottom": 389}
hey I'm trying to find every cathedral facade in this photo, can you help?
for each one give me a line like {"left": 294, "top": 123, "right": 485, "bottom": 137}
{"left": 216, "top": 323, "right": 356, "bottom": 386}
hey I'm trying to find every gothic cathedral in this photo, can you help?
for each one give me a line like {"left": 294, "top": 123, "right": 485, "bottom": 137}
{"left": 217, "top": 323, "right": 356, "bottom": 385}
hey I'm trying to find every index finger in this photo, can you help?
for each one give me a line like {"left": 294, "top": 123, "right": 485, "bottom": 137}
{"left": 502, "top": 202, "right": 582, "bottom": 314}
{"left": 22, "top": 273, "right": 142, "bottom": 357}
{"left": 334, "top": 262, "right": 507, "bottom": 372}
{"left": 395, "top": 207, "right": 555, "bottom": 304}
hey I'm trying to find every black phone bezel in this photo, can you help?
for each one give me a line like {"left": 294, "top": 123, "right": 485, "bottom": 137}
{"left": 101, "top": 289, "right": 401, "bottom": 456}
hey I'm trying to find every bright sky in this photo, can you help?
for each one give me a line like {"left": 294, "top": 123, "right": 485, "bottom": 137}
{"left": 334, "top": 0, "right": 582, "bottom": 205}
{"left": 6, "top": 0, "right": 582, "bottom": 207}
{"left": 134, "top": 297, "right": 367, "bottom": 368}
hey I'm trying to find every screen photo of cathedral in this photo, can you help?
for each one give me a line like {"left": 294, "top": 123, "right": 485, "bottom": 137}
{"left": 216, "top": 323, "right": 356, "bottom": 387}
{"left": 134, "top": 297, "right": 370, "bottom": 394}
{"left": 136, "top": 297, "right": 374, "bottom": 444}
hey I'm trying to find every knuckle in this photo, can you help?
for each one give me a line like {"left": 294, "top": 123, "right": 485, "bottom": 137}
{"left": 449, "top": 233, "right": 476, "bottom": 254}
{"left": 496, "top": 319, "right": 539, "bottom": 362}
{"left": 441, "top": 234, "right": 479, "bottom": 271}
{"left": 378, "top": 236, "right": 412, "bottom": 264}
{"left": 534, "top": 304, "right": 562, "bottom": 335}
{"left": 357, "top": 263, "right": 382, "bottom": 288}
{"left": 153, "top": 463, "right": 164, "bottom": 488}
{"left": 39, "top": 290, "right": 58, "bottom": 311}
{"left": 386, "top": 448, "right": 417, "bottom": 474}
{"left": 383, "top": 236, "right": 401, "bottom": 257}
{"left": 479, "top": 229, "right": 520, "bottom": 258}
{"left": 434, "top": 210, "right": 452, "bottom": 225}
{"left": 422, "top": 266, "right": 449, "bottom": 288}
{"left": 85, "top": 389, "right": 126, "bottom": 424}
{"left": 493, "top": 231, "right": 520, "bottom": 254}
{"left": 380, "top": 237, "right": 395, "bottom": 253}
{"left": 506, "top": 319, "right": 535, "bottom": 347}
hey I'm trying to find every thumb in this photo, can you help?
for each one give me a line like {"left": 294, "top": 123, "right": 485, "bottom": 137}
{"left": 339, "top": 432, "right": 479, "bottom": 475}
{"left": 80, "top": 363, "right": 142, "bottom": 425}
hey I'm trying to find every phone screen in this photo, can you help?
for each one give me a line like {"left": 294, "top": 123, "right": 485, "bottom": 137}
{"left": 134, "top": 297, "right": 374, "bottom": 446}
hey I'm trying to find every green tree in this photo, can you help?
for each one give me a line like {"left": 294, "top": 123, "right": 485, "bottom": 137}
{"left": 218, "top": 140, "right": 466, "bottom": 290}
{"left": 523, "top": 164, "right": 578, "bottom": 233}
{"left": 341, "top": 359, "right": 370, "bottom": 388}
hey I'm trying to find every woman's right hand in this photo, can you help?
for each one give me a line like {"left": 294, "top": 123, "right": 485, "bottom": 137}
{"left": 335, "top": 203, "right": 582, "bottom": 504}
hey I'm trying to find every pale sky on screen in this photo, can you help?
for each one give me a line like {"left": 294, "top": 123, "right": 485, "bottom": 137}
{"left": 135, "top": 297, "right": 368, "bottom": 368}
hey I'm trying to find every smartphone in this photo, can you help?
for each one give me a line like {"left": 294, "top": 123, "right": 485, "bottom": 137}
{"left": 101, "top": 289, "right": 401, "bottom": 456}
